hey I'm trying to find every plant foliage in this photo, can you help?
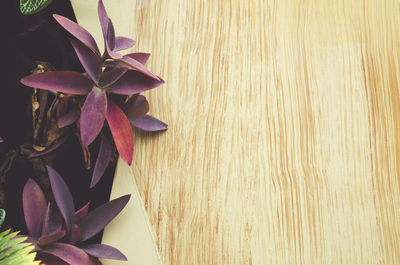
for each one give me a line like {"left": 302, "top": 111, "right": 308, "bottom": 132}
{"left": 20, "top": 0, "right": 52, "bottom": 15}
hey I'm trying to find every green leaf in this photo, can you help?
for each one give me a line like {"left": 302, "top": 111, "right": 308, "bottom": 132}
{"left": 0, "top": 230, "right": 40, "bottom": 265}
{"left": 20, "top": 0, "right": 53, "bottom": 15}
{"left": 0, "top": 210, "right": 5, "bottom": 229}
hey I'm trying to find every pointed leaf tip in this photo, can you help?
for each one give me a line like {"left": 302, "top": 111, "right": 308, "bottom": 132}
{"left": 23, "top": 179, "right": 47, "bottom": 238}
{"left": 53, "top": 14, "right": 100, "bottom": 55}
{"left": 46, "top": 166, "right": 75, "bottom": 234}
{"left": 81, "top": 244, "right": 127, "bottom": 261}
{"left": 91, "top": 134, "right": 111, "bottom": 188}
{"left": 132, "top": 114, "right": 168, "bottom": 132}
{"left": 78, "top": 195, "right": 130, "bottom": 242}
{"left": 106, "top": 100, "right": 134, "bottom": 164}
{"left": 20, "top": 71, "right": 92, "bottom": 95}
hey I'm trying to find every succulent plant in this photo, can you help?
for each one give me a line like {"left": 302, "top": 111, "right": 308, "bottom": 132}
{"left": 22, "top": 166, "right": 130, "bottom": 265}
{"left": 20, "top": 0, "right": 168, "bottom": 186}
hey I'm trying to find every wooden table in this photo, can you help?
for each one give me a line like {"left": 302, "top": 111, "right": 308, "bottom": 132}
{"left": 72, "top": 0, "right": 400, "bottom": 264}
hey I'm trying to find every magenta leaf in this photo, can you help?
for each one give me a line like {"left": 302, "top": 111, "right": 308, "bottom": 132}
{"left": 91, "top": 134, "right": 111, "bottom": 188}
{"left": 23, "top": 179, "right": 47, "bottom": 238}
{"left": 42, "top": 243, "right": 98, "bottom": 265}
{"left": 81, "top": 244, "right": 127, "bottom": 261}
{"left": 98, "top": 68, "right": 128, "bottom": 88}
{"left": 47, "top": 166, "right": 75, "bottom": 234}
{"left": 108, "top": 71, "right": 164, "bottom": 95}
{"left": 53, "top": 14, "right": 100, "bottom": 55}
{"left": 117, "top": 55, "right": 160, "bottom": 80}
{"left": 124, "top": 94, "right": 149, "bottom": 120}
{"left": 38, "top": 230, "right": 66, "bottom": 247}
{"left": 0, "top": 137, "right": 3, "bottom": 143}
{"left": 80, "top": 88, "right": 107, "bottom": 147}
{"left": 114, "top": 36, "right": 136, "bottom": 51}
{"left": 105, "top": 100, "right": 134, "bottom": 165}
{"left": 125, "top": 52, "right": 150, "bottom": 65}
{"left": 42, "top": 203, "right": 63, "bottom": 237}
{"left": 70, "top": 39, "right": 102, "bottom": 83}
{"left": 21, "top": 71, "right": 92, "bottom": 95}
{"left": 132, "top": 114, "right": 168, "bottom": 132}
{"left": 74, "top": 203, "right": 90, "bottom": 223}
{"left": 57, "top": 108, "right": 79, "bottom": 128}
{"left": 77, "top": 195, "right": 130, "bottom": 242}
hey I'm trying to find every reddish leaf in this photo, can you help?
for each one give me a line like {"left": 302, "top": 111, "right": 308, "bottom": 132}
{"left": 80, "top": 244, "right": 127, "bottom": 261}
{"left": 21, "top": 71, "right": 92, "bottom": 95}
{"left": 78, "top": 195, "right": 130, "bottom": 242}
{"left": 108, "top": 71, "right": 164, "bottom": 95}
{"left": 38, "top": 230, "right": 66, "bottom": 247}
{"left": 53, "top": 14, "right": 100, "bottom": 55}
{"left": 80, "top": 88, "right": 107, "bottom": 147}
{"left": 70, "top": 39, "right": 102, "bottom": 83}
{"left": 91, "top": 134, "right": 111, "bottom": 188}
{"left": 124, "top": 94, "right": 149, "bottom": 120}
{"left": 41, "top": 243, "right": 98, "bottom": 265}
{"left": 47, "top": 166, "right": 75, "bottom": 234}
{"left": 117, "top": 55, "right": 160, "bottom": 80}
{"left": 105, "top": 100, "right": 134, "bottom": 164}
{"left": 74, "top": 203, "right": 90, "bottom": 223}
{"left": 125, "top": 52, "right": 150, "bottom": 65}
{"left": 114, "top": 36, "right": 136, "bottom": 51}
{"left": 70, "top": 224, "right": 83, "bottom": 244}
{"left": 23, "top": 179, "right": 47, "bottom": 238}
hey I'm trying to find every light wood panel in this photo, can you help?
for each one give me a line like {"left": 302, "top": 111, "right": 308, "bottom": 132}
{"left": 74, "top": 0, "right": 400, "bottom": 264}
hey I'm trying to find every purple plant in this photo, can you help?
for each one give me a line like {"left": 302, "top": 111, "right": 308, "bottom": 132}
{"left": 20, "top": 0, "right": 167, "bottom": 186}
{"left": 22, "top": 166, "right": 130, "bottom": 265}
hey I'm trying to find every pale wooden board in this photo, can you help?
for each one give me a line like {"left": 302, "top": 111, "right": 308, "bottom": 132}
{"left": 74, "top": 0, "right": 400, "bottom": 264}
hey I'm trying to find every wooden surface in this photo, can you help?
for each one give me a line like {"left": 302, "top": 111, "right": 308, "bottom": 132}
{"left": 74, "top": 0, "right": 400, "bottom": 264}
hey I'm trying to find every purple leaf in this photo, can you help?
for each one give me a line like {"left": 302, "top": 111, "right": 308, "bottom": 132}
{"left": 80, "top": 244, "right": 127, "bottom": 261}
{"left": 36, "top": 253, "right": 70, "bottom": 265}
{"left": 42, "top": 203, "right": 63, "bottom": 237}
{"left": 70, "top": 39, "right": 102, "bottom": 83}
{"left": 57, "top": 108, "right": 79, "bottom": 128}
{"left": 38, "top": 230, "right": 66, "bottom": 247}
{"left": 105, "top": 21, "right": 122, "bottom": 59}
{"left": 53, "top": 14, "right": 100, "bottom": 55}
{"left": 97, "top": 0, "right": 110, "bottom": 42}
{"left": 108, "top": 71, "right": 164, "bottom": 95}
{"left": 114, "top": 36, "right": 136, "bottom": 51}
{"left": 74, "top": 203, "right": 90, "bottom": 223}
{"left": 105, "top": 100, "right": 134, "bottom": 165}
{"left": 98, "top": 68, "right": 128, "bottom": 88}
{"left": 117, "top": 55, "right": 160, "bottom": 80}
{"left": 30, "top": 135, "right": 69, "bottom": 158}
{"left": 23, "top": 179, "right": 47, "bottom": 238}
{"left": 78, "top": 195, "right": 130, "bottom": 242}
{"left": 0, "top": 137, "right": 3, "bottom": 143}
{"left": 132, "top": 114, "right": 168, "bottom": 132}
{"left": 125, "top": 52, "right": 150, "bottom": 65}
{"left": 124, "top": 94, "right": 149, "bottom": 120}
{"left": 47, "top": 166, "right": 75, "bottom": 234}
{"left": 90, "top": 134, "right": 111, "bottom": 188}
{"left": 21, "top": 71, "right": 92, "bottom": 95}
{"left": 42, "top": 243, "right": 98, "bottom": 265}
{"left": 80, "top": 88, "right": 107, "bottom": 147}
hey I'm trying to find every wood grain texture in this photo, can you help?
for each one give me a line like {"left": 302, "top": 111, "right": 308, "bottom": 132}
{"left": 77, "top": 0, "right": 400, "bottom": 264}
